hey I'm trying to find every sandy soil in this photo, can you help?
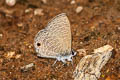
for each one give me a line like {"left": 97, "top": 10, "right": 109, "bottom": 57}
{"left": 0, "top": 0, "right": 120, "bottom": 80}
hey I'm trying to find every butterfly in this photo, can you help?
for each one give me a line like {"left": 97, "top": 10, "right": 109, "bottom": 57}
{"left": 34, "top": 13, "right": 76, "bottom": 65}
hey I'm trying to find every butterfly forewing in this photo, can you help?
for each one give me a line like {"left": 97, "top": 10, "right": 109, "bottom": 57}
{"left": 44, "top": 13, "right": 72, "bottom": 56}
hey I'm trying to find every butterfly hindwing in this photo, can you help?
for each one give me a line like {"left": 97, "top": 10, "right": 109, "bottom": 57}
{"left": 34, "top": 13, "right": 72, "bottom": 59}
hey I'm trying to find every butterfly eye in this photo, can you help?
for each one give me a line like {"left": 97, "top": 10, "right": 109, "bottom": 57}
{"left": 37, "top": 43, "right": 41, "bottom": 46}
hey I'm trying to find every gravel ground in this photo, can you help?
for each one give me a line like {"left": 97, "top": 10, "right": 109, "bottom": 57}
{"left": 0, "top": 0, "right": 120, "bottom": 80}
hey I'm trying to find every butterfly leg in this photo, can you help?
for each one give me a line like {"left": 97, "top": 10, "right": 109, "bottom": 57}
{"left": 67, "top": 57, "right": 72, "bottom": 61}
{"left": 61, "top": 59, "right": 66, "bottom": 64}
{"left": 52, "top": 59, "right": 58, "bottom": 66}
{"left": 67, "top": 56, "right": 73, "bottom": 66}
{"left": 52, "top": 57, "right": 66, "bottom": 66}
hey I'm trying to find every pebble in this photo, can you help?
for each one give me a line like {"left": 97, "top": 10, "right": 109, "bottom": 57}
{"left": 117, "top": 26, "right": 120, "bottom": 31}
{"left": 76, "top": 6, "right": 83, "bottom": 13}
{"left": 90, "top": 26, "right": 96, "bottom": 31}
{"left": 28, "top": 44, "right": 32, "bottom": 49}
{"left": 0, "top": 59, "right": 3, "bottom": 63}
{"left": 0, "top": 34, "right": 3, "bottom": 38}
{"left": 15, "top": 54, "right": 21, "bottom": 59}
{"left": 21, "top": 63, "right": 35, "bottom": 72}
{"left": 34, "top": 9, "right": 44, "bottom": 16}
{"left": 5, "top": 0, "right": 16, "bottom": 7}
{"left": 5, "top": 51, "right": 15, "bottom": 59}
{"left": 25, "top": 8, "right": 33, "bottom": 13}
{"left": 17, "top": 23, "right": 24, "bottom": 27}
{"left": 70, "top": 0, "right": 76, "bottom": 4}
{"left": 115, "top": 26, "right": 120, "bottom": 33}
{"left": 80, "top": 42, "right": 83, "bottom": 44}
{"left": 42, "top": 0, "right": 47, "bottom": 4}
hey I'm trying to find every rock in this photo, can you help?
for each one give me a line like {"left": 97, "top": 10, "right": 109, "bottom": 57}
{"left": 25, "top": 8, "right": 33, "bottom": 13}
{"left": 15, "top": 54, "right": 21, "bottom": 59}
{"left": 70, "top": 0, "right": 76, "bottom": 4}
{"left": 17, "top": 22, "right": 24, "bottom": 27}
{"left": 21, "top": 63, "right": 35, "bottom": 72}
{"left": 0, "top": 58, "right": 3, "bottom": 63}
{"left": 0, "top": 33, "right": 3, "bottom": 39}
{"left": 76, "top": 6, "right": 83, "bottom": 13}
{"left": 117, "top": 26, "right": 120, "bottom": 32}
{"left": 90, "top": 26, "right": 96, "bottom": 31}
{"left": 34, "top": 9, "right": 44, "bottom": 16}
{"left": 118, "top": 27, "right": 120, "bottom": 30}
{"left": 73, "top": 45, "right": 113, "bottom": 80}
{"left": 42, "top": 0, "right": 47, "bottom": 4}
{"left": 28, "top": 44, "right": 32, "bottom": 49}
{"left": 5, "top": 0, "right": 16, "bottom": 7}
{"left": 5, "top": 51, "right": 15, "bottom": 59}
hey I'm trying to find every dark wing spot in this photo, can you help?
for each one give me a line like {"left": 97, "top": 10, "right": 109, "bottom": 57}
{"left": 37, "top": 43, "right": 41, "bottom": 46}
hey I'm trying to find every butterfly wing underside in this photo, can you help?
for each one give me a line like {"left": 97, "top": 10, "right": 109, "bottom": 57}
{"left": 44, "top": 13, "right": 72, "bottom": 57}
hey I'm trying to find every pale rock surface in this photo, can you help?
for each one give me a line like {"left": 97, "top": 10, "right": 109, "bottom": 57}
{"left": 73, "top": 45, "right": 113, "bottom": 80}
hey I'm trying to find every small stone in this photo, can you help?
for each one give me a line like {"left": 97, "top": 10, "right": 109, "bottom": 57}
{"left": 76, "top": 6, "right": 83, "bottom": 13}
{"left": 5, "top": 51, "right": 15, "bottom": 59}
{"left": 15, "top": 54, "right": 21, "bottom": 59}
{"left": 90, "top": 26, "right": 96, "bottom": 31}
{"left": 41, "top": 0, "right": 47, "bottom": 4}
{"left": 115, "top": 25, "right": 120, "bottom": 33}
{"left": 25, "top": 8, "right": 33, "bottom": 13}
{"left": 0, "top": 58, "right": 3, "bottom": 63}
{"left": 70, "top": 0, "right": 76, "bottom": 4}
{"left": 0, "top": 34, "right": 3, "bottom": 39}
{"left": 80, "top": 42, "right": 83, "bottom": 44}
{"left": 34, "top": 9, "right": 44, "bottom": 16}
{"left": 17, "top": 23, "right": 24, "bottom": 27}
{"left": 21, "top": 63, "right": 35, "bottom": 72}
{"left": 5, "top": 0, "right": 16, "bottom": 7}
{"left": 5, "top": 14, "right": 13, "bottom": 18}
{"left": 0, "top": 34, "right": 3, "bottom": 36}
{"left": 28, "top": 44, "right": 32, "bottom": 49}
{"left": 117, "top": 26, "right": 120, "bottom": 30}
